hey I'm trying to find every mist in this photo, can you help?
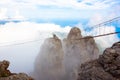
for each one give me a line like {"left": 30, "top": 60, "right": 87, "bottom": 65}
{"left": 0, "top": 22, "right": 71, "bottom": 74}
{"left": 0, "top": 21, "right": 119, "bottom": 80}
{"left": 33, "top": 27, "right": 102, "bottom": 80}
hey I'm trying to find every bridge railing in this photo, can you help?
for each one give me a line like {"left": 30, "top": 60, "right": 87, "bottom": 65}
{"left": 84, "top": 16, "right": 120, "bottom": 37}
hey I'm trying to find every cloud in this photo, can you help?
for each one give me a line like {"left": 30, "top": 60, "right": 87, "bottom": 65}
{"left": 85, "top": 13, "right": 120, "bottom": 51}
{"left": 88, "top": 12, "right": 120, "bottom": 27}
{"left": 0, "top": 0, "right": 119, "bottom": 75}
{"left": 0, "top": 0, "right": 12, "bottom": 4}
{"left": 88, "top": 14, "right": 104, "bottom": 26}
{"left": 0, "top": 22, "right": 71, "bottom": 45}
{"left": 0, "top": 8, "right": 7, "bottom": 20}
{"left": 109, "top": 5, "right": 120, "bottom": 19}
{"left": 0, "top": 21, "right": 71, "bottom": 74}
{"left": 11, "top": 10, "right": 26, "bottom": 20}
{"left": 0, "top": 18, "right": 119, "bottom": 75}
{"left": 14, "top": 0, "right": 118, "bottom": 9}
{"left": 0, "top": 0, "right": 120, "bottom": 21}
{"left": 0, "top": 7, "right": 26, "bottom": 21}
{"left": 78, "top": 25, "right": 119, "bottom": 52}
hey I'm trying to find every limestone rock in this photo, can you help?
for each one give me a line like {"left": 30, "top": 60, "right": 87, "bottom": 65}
{"left": 0, "top": 60, "right": 11, "bottom": 77}
{"left": 63, "top": 27, "right": 99, "bottom": 80}
{"left": 0, "top": 60, "right": 33, "bottom": 80}
{"left": 34, "top": 27, "right": 100, "bottom": 80}
{"left": 67, "top": 27, "right": 82, "bottom": 40}
{"left": 34, "top": 34, "right": 64, "bottom": 80}
{"left": 77, "top": 41, "right": 120, "bottom": 80}
{"left": 0, "top": 73, "right": 33, "bottom": 80}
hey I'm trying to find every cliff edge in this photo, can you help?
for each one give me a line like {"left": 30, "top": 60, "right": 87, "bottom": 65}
{"left": 77, "top": 42, "right": 120, "bottom": 80}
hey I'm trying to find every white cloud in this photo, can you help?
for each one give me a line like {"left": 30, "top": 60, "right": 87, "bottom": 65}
{"left": 94, "top": 26, "right": 119, "bottom": 51}
{"left": 17, "top": 0, "right": 116, "bottom": 9}
{"left": 78, "top": 25, "right": 119, "bottom": 52}
{"left": 0, "top": 8, "right": 8, "bottom": 20}
{"left": 0, "top": 0, "right": 119, "bottom": 20}
{"left": 0, "top": 7, "right": 25, "bottom": 21}
{"left": 0, "top": 17, "right": 119, "bottom": 74}
{"left": 88, "top": 14, "right": 104, "bottom": 26}
{"left": 0, "top": 21, "right": 71, "bottom": 73}
{"left": 0, "top": 0, "right": 12, "bottom": 4}
{"left": 0, "top": 22, "right": 71, "bottom": 45}
{"left": 108, "top": 5, "right": 120, "bottom": 19}
{"left": 85, "top": 13, "right": 120, "bottom": 51}
{"left": 0, "top": 0, "right": 119, "bottom": 75}
{"left": 12, "top": 10, "right": 25, "bottom": 20}
{"left": 88, "top": 13, "right": 120, "bottom": 26}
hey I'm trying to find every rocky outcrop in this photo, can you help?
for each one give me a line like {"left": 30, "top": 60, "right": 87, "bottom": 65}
{"left": 77, "top": 42, "right": 120, "bottom": 80}
{"left": 34, "top": 34, "right": 64, "bottom": 80}
{"left": 34, "top": 27, "right": 100, "bottom": 80}
{"left": 0, "top": 60, "right": 33, "bottom": 80}
{"left": 63, "top": 27, "right": 99, "bottom": 80}
{"left": 67, "top": 27, "right": 82, "bottom": 40}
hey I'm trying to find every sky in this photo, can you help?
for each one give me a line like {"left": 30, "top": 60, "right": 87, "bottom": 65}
{"left": 0, "top": 0, "right": 120, "bottom": 75}
{"left": 0, "top": 0, "right": 120, "bottom": 25}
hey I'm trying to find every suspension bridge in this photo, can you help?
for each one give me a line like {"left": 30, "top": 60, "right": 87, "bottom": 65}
{"left": 0, "top": 16, "right": 120, "bottom": 46}
{"left": 83, "top": 16, "right": 120, "bottom": 38}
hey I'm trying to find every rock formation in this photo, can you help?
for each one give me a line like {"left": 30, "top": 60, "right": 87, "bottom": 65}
{"left": 63, "top": 27, "right": 99, "bottom": 80}
{"left": 77, "top": 41, "right": 120, "bottom": 80}
{"left": 34, "top": 34, "right": 64, "bottom": 80}
{"left": 0, "top": 60, "right": 33, "bottom": 80}
{"left": 34, "top": 27, "right": 100, "bottom": 80}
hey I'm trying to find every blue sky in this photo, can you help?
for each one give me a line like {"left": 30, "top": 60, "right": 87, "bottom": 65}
{"left": 0, "top": 0, "right": 120, "bottom": 26}
{"left": 0, "top": 0, "right": 120, "bottom": 43}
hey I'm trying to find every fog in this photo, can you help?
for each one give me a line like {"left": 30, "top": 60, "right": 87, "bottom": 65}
{"left": 0, "top": 22, "right": 71, "bottom": 74}
{"left": 0, "top": 42, "right": 40, "bottom": 73}
{"left": 0, "top": 21, "right": 119, "bottom": 80}
{"left": 33, "top": 26, "right": 119, "bottom": 80}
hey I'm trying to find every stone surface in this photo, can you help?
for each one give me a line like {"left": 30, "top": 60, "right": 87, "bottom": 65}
{"left": 34, "top": 34, "right": 64, "bottom": 80}
{"left": 34, "top": 27, "right": 100, "bottom": 80}
{"left": 0, "top": 60, "right": 33, "bottom": 80}
{"left": 77, "top": 41, "right": 120, "bottom": 80}
{"left": 67, "top": 27, "right": 82, "bottom": 40}
{"left": 63, "top": 27, "right": 99, "bottom": 80}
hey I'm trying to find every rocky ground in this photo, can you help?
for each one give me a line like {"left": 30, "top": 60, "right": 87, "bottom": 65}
{"left": 0, "top": 60, "right": 33, "bottom": 80}
{"left": 77, "top": 41, "right": 120, "bottom": 80}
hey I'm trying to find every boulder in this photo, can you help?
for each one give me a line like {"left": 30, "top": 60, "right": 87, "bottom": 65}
{"left": 0, "top": 60, "right": 33, "bottom": 80}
